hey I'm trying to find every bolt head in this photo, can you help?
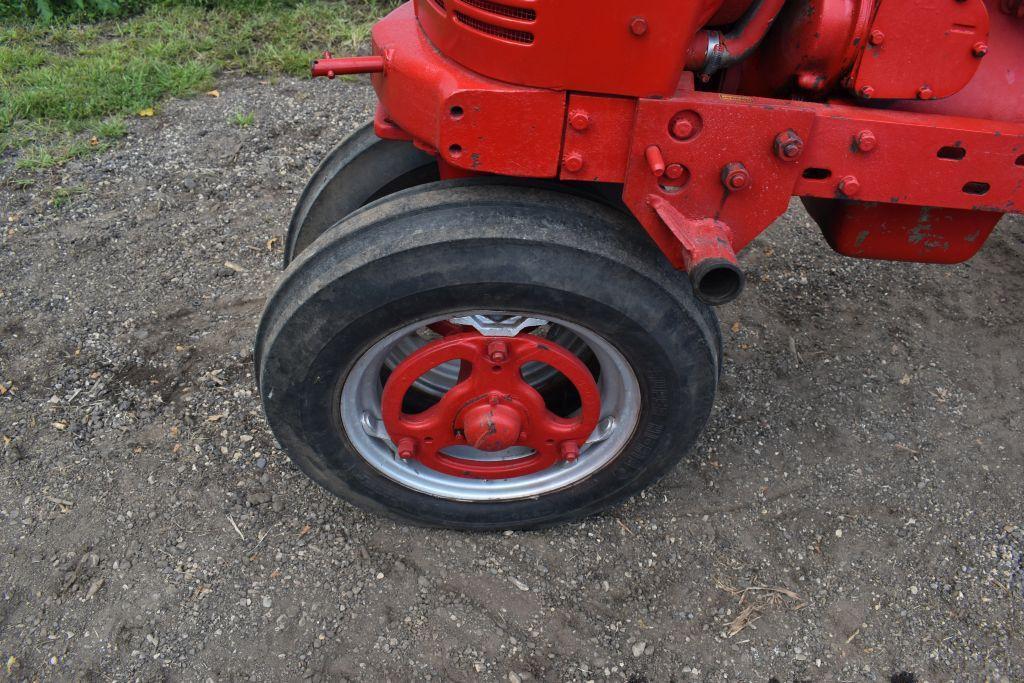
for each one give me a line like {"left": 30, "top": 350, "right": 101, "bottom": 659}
{"left": 560, "top": 441, "right": 580, "bottom": 462}
{"left": 774, "top": 130, "right": 804, "bottom": 161}
{"left": 665, "top": 163, "right": 685, "bottom": 180}
{"left": 671, "top": 118, "right": 695, "bottom": 140}
{"left": 796, "top": 71, "right": 825, "bottom": 92}
{"left": 839, "top": 175, "right": 861, "bottom": 196}
{"left": 855, "top": 130, "right": 877, "bottom": 152}
{"left": 869, "top": 29, "right": 885, "bottom": 46}
{"left": 397, "top": 437, "right": 416, "bottom": 459}
{"left": 563, "top": 152, "right": 584, "bottom": 173}
{"left": 858, "top": 85, "right": 875, "bottom": 99}
{"left": 569, "top": 110, "right": 590, "bottom": 131}
{"left": 722, "top": 163, "right": 751, "bottom": 191}
{"left": 972, "top": 42, "right": 988, "bottom": 58}
{"left": 917, "top": 86, "right": 934, "bottom": 100}
{"left": 629, "top": 16, "right": 648, "bottom": 36}
{"left": 486, "top": 340, "right": 509, "bottom": 363}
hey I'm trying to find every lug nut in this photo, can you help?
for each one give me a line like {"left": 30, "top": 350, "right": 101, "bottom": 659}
{"left": 560, "top": 441, "right": 580, "bottom": 462}
{"left": 645, "top": 145, "right": 666, "bottom": 177}
{"left": 854, "top": 130, "right": 877, "bottom": 153}
{"left": 562, "top": 152, "right": 584, "bottom": 173}
{"left": 397, "top": 437, "right": 416, "bottom": 459}
{"left": 774, "top": 129, "right": 804, "bottom": 161}
{"left": 569, "top": 110, "right": 590, "bottom": 131}
{"left": 722, "top": 162, "right": 751, "bottom": 191}
{"left": 487, "top": 340, "right": 508, "bottom": 363}
{"left": 839, "top": 175, "right": 861, "bottom": 196}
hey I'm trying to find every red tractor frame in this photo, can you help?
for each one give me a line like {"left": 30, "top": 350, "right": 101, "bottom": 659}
{"left": 256, "top": 0, "right": 1024, "bottom": 529}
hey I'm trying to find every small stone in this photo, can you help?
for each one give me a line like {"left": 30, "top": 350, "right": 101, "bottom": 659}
{"left": 632, "top": 641, "right": 647, "bottom": 657}
{"left": 262, "top": 596, "right": 272, "bottom": 608}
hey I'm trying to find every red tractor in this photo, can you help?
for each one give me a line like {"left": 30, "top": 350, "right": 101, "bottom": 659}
{"left": 256, "top": 0, "right": 1023, "bottom": 529}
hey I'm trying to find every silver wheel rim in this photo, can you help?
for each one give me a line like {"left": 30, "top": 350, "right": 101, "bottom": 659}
{"left": 339, "top": 311, "right": 642, "bottom": 502}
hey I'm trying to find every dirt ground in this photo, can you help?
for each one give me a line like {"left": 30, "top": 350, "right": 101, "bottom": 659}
{"left": 1, "top": 77, "right": 1022, "bottom": 682}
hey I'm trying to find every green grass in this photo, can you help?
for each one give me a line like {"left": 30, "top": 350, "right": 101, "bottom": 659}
{"left": 230, "top": 110, "right": 255, "bottom": 128}
{"left": 1, "top": 1, "right": 395, "bottom": 174}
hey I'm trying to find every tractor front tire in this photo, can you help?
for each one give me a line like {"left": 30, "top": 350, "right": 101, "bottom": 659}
{"left": 257, "top": 182, "right": 722, "bottom": 529}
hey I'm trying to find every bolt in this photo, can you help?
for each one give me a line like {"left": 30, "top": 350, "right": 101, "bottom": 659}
{"left": 722, "top": 162, "right": 751, "bottom": 191}
{"left": 560, "top": 441, "right": 580, "bottom": 463}
{"left": 665, "top": 163, "right": 685, "bottom": 180}
{"left": 774, "top": 130, "right": 804, "bottom": 161}
{"left": 869, "top": 29, "right": 885, "bottom": 46}
{"left": 839, "top": 175, "right": 861, "bottom": 196}
{"left": 854, "top": 130, "right": 877, "bottom": 153}
{"left": 569, "top": 110, "right": 590, "bottom": 131}
{"left": 397, "top": 437, "right": 416, "bottom": 459}
{"left": 858, "top": 85, "right": 875, "bottom": 99}
{"left": 629, "top": 16, "right": 648, "bottom": 36}
{"left": 670, "top": 116, "right": 695, "bottom": 140}
{"left": 917, "top": 86, "right": 934, "bottom": 100}
{"left": 562, "top": 152, "right": 584, "bottom": 173}
{"left": 486, "top": 340, "right": 508, "bottom": 363}
{"left": 796, "top": 71, "right": 825, "bottom": 92}
{"left": 645, "top": 145, "right": 666, "bottom": 177}
{"left": 972, "top": 42, "right": 988, "bottom": 58}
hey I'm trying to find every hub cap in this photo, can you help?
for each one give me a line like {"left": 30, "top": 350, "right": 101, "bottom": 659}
{"left": 340, "top": 312, "right": 642, "bottom": 502}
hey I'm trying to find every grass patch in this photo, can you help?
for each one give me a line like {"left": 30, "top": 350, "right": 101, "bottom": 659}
{"left": 1, "top": 1, "right": 396, "bottom": 172}
{"left": 230, "top": 110, "right": 255, "bottom": 128}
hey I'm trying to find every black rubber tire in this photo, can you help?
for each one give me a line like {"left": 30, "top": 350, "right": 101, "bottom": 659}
{"left": 257, "top": 181, "right": 722, "bottom": 530}
{"left": 284, "top": 121, "right": 438, "bottom": 265}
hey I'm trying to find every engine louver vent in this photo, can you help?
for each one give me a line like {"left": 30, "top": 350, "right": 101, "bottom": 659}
{"left": 454, "top": 10, "right": 535, "bottom": 43}
{"left": 460, "top": 0, "right": 535, "bottom": 21}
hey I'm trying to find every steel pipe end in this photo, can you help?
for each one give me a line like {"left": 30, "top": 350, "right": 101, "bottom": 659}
{"left": 690, "top": 258, "right": 745, "bottom": 305}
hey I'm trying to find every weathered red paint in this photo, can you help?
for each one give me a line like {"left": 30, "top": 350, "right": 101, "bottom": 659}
{"left": 850, "top": 0, "right": 989, "bottom": 102}
{"left": 315, "top": 0, "right": 1023, "bottom": 277}
{"left": 804, "top": 201, "right": 1002, "bottom": 264}
{"left": 380, "top": 332, "right": 600, "bottom": 479}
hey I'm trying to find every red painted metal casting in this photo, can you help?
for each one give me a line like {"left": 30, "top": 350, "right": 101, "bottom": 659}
{"left": 380, "top": 332, "right": 601, "bottom": 479}
{"left": 313, "top": 0, "right": 1024, "bottom": 284}
{"left": 851, "top": 0, "right": 989, "bottom": 101}
{"left": 414, "top": 0, "right": 726, "bottom": 98}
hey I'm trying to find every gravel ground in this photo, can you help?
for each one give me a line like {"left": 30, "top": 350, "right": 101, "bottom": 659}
{"left": 1, "top": 77, "right": 1022, "bottom": 682}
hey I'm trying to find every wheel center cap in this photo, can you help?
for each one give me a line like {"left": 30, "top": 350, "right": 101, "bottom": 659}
{"left": 462, "top": 401, "right": 522, "bottom": 452}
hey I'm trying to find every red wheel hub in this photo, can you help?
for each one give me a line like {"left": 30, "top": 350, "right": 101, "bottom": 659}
{"left": 380, "top": 331, "right": 601, "bottom": 479}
